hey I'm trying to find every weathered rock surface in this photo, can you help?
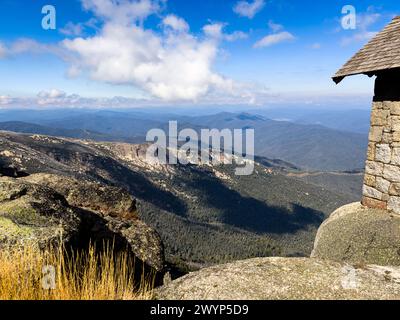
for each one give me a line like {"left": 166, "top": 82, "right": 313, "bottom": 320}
{"left": 23, "top": 174, "right": 138, "bottom": 221}
{"left": 0, "top": 177, "right": 80, "bottom": 249}
{"left": 156, "top": 257, "right": 400, "bottom": 300}
{"left": 311, "top": 202, "right": 400, "bottom": 266}
{"left": 0, "top": 174, "right": 165, "bottom": 272}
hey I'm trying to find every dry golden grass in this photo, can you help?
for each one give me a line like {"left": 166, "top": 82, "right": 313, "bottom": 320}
{"left": 0, "top": 243, "right": 155, "bottom": 300}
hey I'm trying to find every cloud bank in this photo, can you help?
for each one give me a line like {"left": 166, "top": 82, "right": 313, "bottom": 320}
{"left": 0, "top": 0, "right": 297, "bottom": 108}
{"left": 62, "top": 0, "right": 242, "bottom": 102}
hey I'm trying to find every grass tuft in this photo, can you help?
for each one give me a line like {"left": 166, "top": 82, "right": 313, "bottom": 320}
{"left": 0, "top": 243, "right": 154, "bottom": 300}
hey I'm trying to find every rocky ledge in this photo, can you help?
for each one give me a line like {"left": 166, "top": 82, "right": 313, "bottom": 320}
{"left": 156, "top": 257, "right": 400, "bottom": 300}
{"left": 0, "top": 173, "right": 164, "bottom": 272}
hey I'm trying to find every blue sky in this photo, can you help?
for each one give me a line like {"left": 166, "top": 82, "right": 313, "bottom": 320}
{"left": 0, "top": 0, "right": 398, "bottom": 109}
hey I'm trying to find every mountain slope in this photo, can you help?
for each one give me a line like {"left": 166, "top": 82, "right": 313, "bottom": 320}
{"left": 0, "top": 132, "right": 357, "bottom": 270}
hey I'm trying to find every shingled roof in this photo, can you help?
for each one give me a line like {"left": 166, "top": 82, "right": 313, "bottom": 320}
{"left": 333, "top": 16, "right": 400, "bottom": 84}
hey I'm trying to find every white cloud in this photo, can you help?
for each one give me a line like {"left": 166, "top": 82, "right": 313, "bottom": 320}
{"left": 203, "top": 23, "right": 248, "bottom": 42}
{"left": 233, "top": 0, "right": 265, "bottom": 19}
{"left": 0, "top": 95, "right": 12, "bottom": 105}
{"left": 203, "top": 23, "right": 224, "bottom": 39}
{"left": 254, "top": 31, "right": 295, "bottom": 48}
{"left": 36, "top": 89, "right": 83, "bottom": 106}
{"left": 7, "top": 38, "right": 63, "bottom": 57}
{"left": 62, "top": 0, "right": 242, "bottom": 102}
{"left": 225, "top": 31, "right": 248, "bottom": 42}
{"left": 10, "top": 38, "right": 46, "bottom": 54}
{"left": 340, "top": 10, "right": 382, "bottom": 46}
{"left": 254, "top": 21, "right": 295, "bottom": 48}
{"left": 60, "top": 18, "right": 99, "bottom": 37}
{"left": 0, "top": 39, "right": 64, "bottom": 61}
{"left": 0, "top": 91, "right": 103, "bottom": 108}
{"left": 0, "top": 85, "right": 273, "bottom": 108}
{"left": 162, "top": 14, "right": 189, "bottom": 32}
{"left": 0, "top": 91, "right": 376, "bottom": 109}
{"left": 0, "top": 0, "right": 260, "bottom": 106}
{"left": 358, "top": 12, "right": 381, "bottom": 30}
{"left": 37, "top": 89, "right": 66, "bottom": 99}
{"left": 268, "top": 20, "right": 283, "bottom": 32}
{"left": 341, "top": 31, "right": 378, "bottom": 46}
{"left": 60, "top": 22, "right": 84, "bottom": 37}
{"left": 81, "top": 0, "right": 164, "bottom": 24}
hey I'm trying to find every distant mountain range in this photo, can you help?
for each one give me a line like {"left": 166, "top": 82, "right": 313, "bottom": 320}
{"left": 249, "top": 107, "right": 371, "bottom": 134}
{"left": 0, "top": 107, "right": 369, "bottom": 171}
{"left": 178, "top": 112, "right": 368, "bottom": 171}
{"left": 0, "top": 121, "right": 113, "bottom": 140}
{"left": 0, "top": 121, "right": 145, "bottom": 144}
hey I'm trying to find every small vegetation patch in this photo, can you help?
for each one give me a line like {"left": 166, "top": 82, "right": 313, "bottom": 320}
{"left": 0, "top": 243, "right": 154, "bottom": 300}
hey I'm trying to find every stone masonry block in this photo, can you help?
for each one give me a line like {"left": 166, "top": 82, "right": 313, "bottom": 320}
{"left": 389, "top": 183, "right": 400, "bottom": 196}
{"left": 383, "top": 164, "right": 400, "bottom": 182}
{"left": 376, "top": 177, "right": 391, "bottom": 193}
{"left": 365, "top": 161, "right": 384, "bottom": 176}
{"left": 363, "top": 185, "right": 383, "bottom": 200}
{"left": 362, "top": 196, "right": 387, "bottom": 210}
{"left": 371, "top": 109, "right": 390, "bottom": 126}
{"left": 375, "top": 144, "right": 391, "bottom": 163}
{"left": 391, "top": 148, "right": 400, "bottom": 166}
{"left": 364, "top": 174, "right": 376, "bottom": 187}
{"left": 389, "top": 102, "right": 400, "bottom": 116}
{"left": 369, "top": 126, "right": 383, "bottom": 142}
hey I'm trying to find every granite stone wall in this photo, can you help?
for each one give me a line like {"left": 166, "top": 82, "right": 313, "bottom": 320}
{"left": 362, "top": 101, "right": 400, "bottom": 214}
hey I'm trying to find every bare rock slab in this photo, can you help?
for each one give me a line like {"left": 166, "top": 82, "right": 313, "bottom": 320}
{"left": 312, "top": 202, "right": 400, "bottom": 266}
{"left": 156, "top": 257, "right": 400, "bottom": 300}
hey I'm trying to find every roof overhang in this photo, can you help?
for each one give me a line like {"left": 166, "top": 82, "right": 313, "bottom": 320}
{"left": 332, "top": 69, "right": 393, "bottom": 84}
{"left": 332, "top": 16, "right": 400, "bottom": 85}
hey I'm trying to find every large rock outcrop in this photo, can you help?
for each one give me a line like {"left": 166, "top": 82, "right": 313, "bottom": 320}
{"left": 156, "top": 257, "right": 400, "bottom": 300}
{"left": 0, "top": 174, "right": 165, "bottom": 272}
{"left": 311, "top": 202, "right": 400, "bottom": 266}
{"left": 23, "top": 173, "right": 138, "bottom": 220}
{"left": 0, "top": 177, "right": 80, "bottom": 249}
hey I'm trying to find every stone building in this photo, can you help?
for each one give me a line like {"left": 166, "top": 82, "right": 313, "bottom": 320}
{"left": 333, "top": 16, "right": 400, "bottom": 213}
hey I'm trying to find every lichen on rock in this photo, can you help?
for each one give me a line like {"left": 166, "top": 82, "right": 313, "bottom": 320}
{"left": 0, "top": 174, "right": 165, "bottom": 272}
{"left": 156, "top": 257, "right": 400, "bottom": 300}
{"left": 311, "top": 202, "right": 400, "bottom": 266}
{"left": 0, "top": 177, "right": 80, "bottom": 249}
